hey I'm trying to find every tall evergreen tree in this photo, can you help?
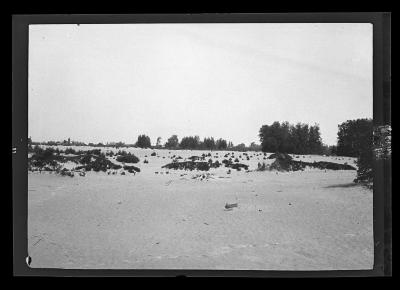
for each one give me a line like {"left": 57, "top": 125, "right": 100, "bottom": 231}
{"left": 136, "top": 134, "right": 151, "bottom": 148}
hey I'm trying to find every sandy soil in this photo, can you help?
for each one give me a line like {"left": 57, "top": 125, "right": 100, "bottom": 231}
{"left": 28, "top": 148, "right": 373, "bottom": 270}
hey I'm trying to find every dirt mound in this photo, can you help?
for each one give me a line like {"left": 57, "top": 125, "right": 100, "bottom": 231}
{"left": 268, "top": 153, "right": 293, "bottom": 160}
{"left": 269, "top": 158, "right": 356, "bottom": 172}
{"left": 188, "top": 156, "right": 205, "bottom": 161}
{"left": 269, "top": 158, "right": 305, "bottom": 171}
{"left": 265, "top": 152, "right": 355, "bottom": 172}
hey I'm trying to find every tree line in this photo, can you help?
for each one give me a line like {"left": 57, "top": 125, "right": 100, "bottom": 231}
{"left": 257, "top": 118, "right": 375, "bottom": 184}
{"left": 335, "top": 118, "right": 374, "bottom": 184}
{"left": 258, "top": 121, "right": 324, "bottom": 155}
{"left": 136, "top": 134, "right": 260, "bottom": 151}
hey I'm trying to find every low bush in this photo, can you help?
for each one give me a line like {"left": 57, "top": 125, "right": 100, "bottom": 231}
{"left": 116, "top": 152, "right": 140, "bottom": 163}
{"left": 123, "top": 165, "right": 141, "bottom": 173}
{"left": 64, "top": 147, "right": 77, "bottom": 154}
{"left": 162, "top": 161, "right": 210, "bottom": 171}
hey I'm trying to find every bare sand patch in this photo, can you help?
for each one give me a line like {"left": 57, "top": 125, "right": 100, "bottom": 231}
{"left": 28, "top": 148, "right": 372, "bottom": 270}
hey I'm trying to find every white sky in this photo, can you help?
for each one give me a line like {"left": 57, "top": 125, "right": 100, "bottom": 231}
{"left": 29, "top": 23, "right": 372, "bottom": 146}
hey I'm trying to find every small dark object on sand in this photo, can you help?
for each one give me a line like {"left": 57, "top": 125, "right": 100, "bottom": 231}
{"left": 225, "top": 203, "right": 238, "bottom": 209}
{"left": 151, "top": 152, "right": 156, "bottom": 156}
{"left": 121, "top": 171, "right": 125, "bottom": 175}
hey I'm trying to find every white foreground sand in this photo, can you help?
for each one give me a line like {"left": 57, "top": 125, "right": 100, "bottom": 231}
{"left": 28, "top": 148, "right": 373, "bottom": 270}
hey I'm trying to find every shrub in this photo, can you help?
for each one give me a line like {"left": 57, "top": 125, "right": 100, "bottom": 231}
{"left": 230, "top": 163, "right": 249, "bottom": 171}
{"left": 29, "top": 147, "right": 58, "bottom": 168}
{"left": 64, "top": 148, "right": 77, "bottom": 154}
{"left": 257, "top": 162, "right": 267, "bottom": 171}
{"left": 116, "top": 152, "right": 140, "bottom": 163}
{"left": 78, "top": 153, "right": 122, "bottom": 172}
{"left": 123, "top": 165, "right": 141, "bottom": 173}
{"left": 136, "top": 134, "right": 151, "bottom": 148}
{"left": 162, "top": 161, "right": 210, "bottom": 171}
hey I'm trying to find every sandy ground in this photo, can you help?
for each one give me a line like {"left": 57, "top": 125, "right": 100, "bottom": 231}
{"left": 28, "top": 148, "right": 373, "bottom": 270}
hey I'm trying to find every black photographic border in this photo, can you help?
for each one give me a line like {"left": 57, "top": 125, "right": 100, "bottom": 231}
{"left": 12, "top": 12, "right": 391, "bottom": 277}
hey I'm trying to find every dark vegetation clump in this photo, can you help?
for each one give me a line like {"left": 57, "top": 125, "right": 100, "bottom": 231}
{"left": 29, "top": 146, "right": 135, "bottom": 175}
{"left": 221, "top": 158, "right": 248, "bottom": 170}
{"left": 123, "top": 165, "right": 141, "bottom": 173}
{"left": 64, "top": 147, "right": 77, "bottom": 155}
{"left": 222, "top": 159, "right": 231, "bottom": 167}
{"left": 162, "top": 161, "right": 210, "bottom": 171}
{"left": 267, "top": 153, "right": 356, "bottom": 172}
{"left": 83, "top": 149, "right": 102, "bottom": 155}
{"left": 76, "top": 153, "right": 122, "bottom": 172}
{"left": 257, "top": 162, "right": 267, "bottom": 171}
{"left": 210, "top": 160, "right": 221, "bottom": 168}
{"left": 115, "top": 151, "right": 140, "bottom": 163}
{"left": 58, "top": 168, "right": 74, "bottom": 177}
{"left": 230, "top": 163, "right": 248, "bottom": 171}
{"left": 29, "top": 146, "right": 59, "bottom": 168}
